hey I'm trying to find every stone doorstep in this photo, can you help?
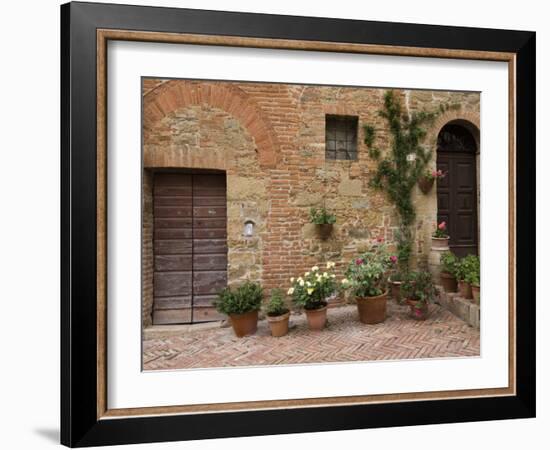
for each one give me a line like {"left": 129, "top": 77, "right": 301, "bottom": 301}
{"left": 143, "top": 321, "right": 225, "bottom": 340}
{"left": 435, "top": 286, "right": 480, "bottom": 330}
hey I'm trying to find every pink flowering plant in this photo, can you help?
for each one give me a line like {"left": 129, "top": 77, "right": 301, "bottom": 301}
{"left": 341, "top": 241, "right": 394, "bottom": 297}
{"left": 432, "top": 221, "right": 449, "bottom": 238}
{"left": 401, "top": 271, "right": 436, "bottom": 306}
{"left": 424, "top": 168, "right": 446, "bottom": 180}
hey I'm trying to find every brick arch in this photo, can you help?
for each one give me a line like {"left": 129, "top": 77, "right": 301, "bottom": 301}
{"left": 143, "top": 80, "right": 278, "bottom": 168}
{"left": 428, "top": 109, "right": 481, "bottom": 152}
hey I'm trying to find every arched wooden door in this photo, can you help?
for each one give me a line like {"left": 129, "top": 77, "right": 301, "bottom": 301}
{"left": 436, "top": 123, "right": 478, "bottom": 257}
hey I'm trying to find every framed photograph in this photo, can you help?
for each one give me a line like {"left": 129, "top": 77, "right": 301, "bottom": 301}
{"left": 61, "top": 1, "right": 536, "bottom": 447}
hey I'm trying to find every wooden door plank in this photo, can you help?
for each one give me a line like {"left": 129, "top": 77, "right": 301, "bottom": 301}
{"left": 154, "top": 271, "right": 192, "bottom": 297}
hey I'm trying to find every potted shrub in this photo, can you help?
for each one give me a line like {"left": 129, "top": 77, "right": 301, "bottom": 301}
{"left": 310, "top": 207, "right": 336, "bottom": 240}
{"left": 401, "top": 271, "right": 436, "bottom": 320}
{"left": 214, "top": 281, "right": 263, "bottom": 337}
{"left": 342, "top": 242, "right": 392, "bottom": 324}
{"left": 418, "top": 168, "right": 446, "bottom": 194}
{"left": 439, "top": 250, "right": 459, "bottom": 292}
{"left": 465, "top": 255, "right": 480, "bottom": 304}
{"left": 456, "top": 254, "right": 478, "bottom": 300}
{"left": 289, "top": 262, "right": 337, "bottom": 330}
{"left": 470, "top": 276, "right": 480, "bottom": 304}
{"left": 432, "top": 221, "right": 450, "bottom": 248}
{"left": 265, "top": 289, "right": 290, "bottom": 337}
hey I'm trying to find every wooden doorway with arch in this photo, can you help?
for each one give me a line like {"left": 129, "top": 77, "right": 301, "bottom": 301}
{"left": 436, "top": 122, "right": 479, "bottom": 257}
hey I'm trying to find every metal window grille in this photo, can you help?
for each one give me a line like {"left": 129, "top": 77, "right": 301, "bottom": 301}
{"left": 325, "top": 115, "right": 358, "bottom": 160}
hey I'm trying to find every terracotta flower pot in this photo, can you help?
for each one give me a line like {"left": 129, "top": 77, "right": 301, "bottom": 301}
{"left": 267, "top": 311, "right": 290, "bottom": 337}
{"left": 317, "top": 223, "right": 333, "bottom": 240}
{"left": 356, "top": 290, "right": 388, "bottom": 324}
{"left": 406, "top": 299, "right": 429, "bottom": 320}
{"left": 471, "top": 285, "right": 480, "bottom": 304}
{"left": 418, "top": 176, "right": 434, "bottom": 194}
{"left": 431, "top": 236, "right": 449, "bottom": 249}
{"left": 440, "top": 271, "right": 458, "bottom": 293}
{"left": 229, "top": 310, "right": 259, "bottom": 337}
{"left": 305, "top": 304, "right": 328, "bottom": 331}
{"left": 390, "top": 281, "right": 402, "bottom": 304}
{"left": 458, "top": 280, "right": 473, "bottom": 299}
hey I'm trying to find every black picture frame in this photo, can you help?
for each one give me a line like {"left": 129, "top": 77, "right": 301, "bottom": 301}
{"left": 61, "top": 1, "right": 536, "bottom": 447}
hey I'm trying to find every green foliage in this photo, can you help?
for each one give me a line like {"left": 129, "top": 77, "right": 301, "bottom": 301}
{"left": 364, "top": 91, "right": 436, "bottom": 227}
{"left": 364, "top": 90, "right": 437, "bottom": 271}
{"left": 440, "top": 251, "right": 459, "bottom": 277}
{"left": 289, "top": 263, "right": 338, "bottom": 310}
{"left": 455, "top": 254, "right": 480, "bottom": 283}
{"left": 214, "top": 281, "right": 263, "bottom": 315}
{"left": 395, "top": 226, "right": 413, "bottom": 273}
{"left": 309, "top": 207, "right": 336, "bottom": 225}
{"left": 401, "top": 271, "right": 436, "bottom": 304}
{"left": 342, "top": 243, "right": 392, "bottom": 297}
{"left": 265, "top": 289, "right": 289, "bottom": 317}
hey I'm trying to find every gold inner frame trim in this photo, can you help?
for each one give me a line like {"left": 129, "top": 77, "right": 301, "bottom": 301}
{"left": 96, "top": 28, "right": 517, "bottom": 420}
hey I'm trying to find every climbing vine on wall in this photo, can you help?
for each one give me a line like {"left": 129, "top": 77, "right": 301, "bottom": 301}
{"left": 364, "top": 90, "right": 437, "bottom": 271}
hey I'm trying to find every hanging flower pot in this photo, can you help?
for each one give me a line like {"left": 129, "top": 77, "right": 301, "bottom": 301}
{"left": 317, "top": 223, "right": 333, "bottom": 240}
{"left": 418, "top": 176, "right": 434, "bottom": 194}
{"left": 310, "top": 207, "right": 336, "bottom": 240}
{"left": 418, "top": 169, "right": 446, "bottom": 194}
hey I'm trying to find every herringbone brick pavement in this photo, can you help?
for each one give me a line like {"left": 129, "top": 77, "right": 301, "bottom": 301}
{"left": 142, "top": 302, "right": 480, "bottom": 370}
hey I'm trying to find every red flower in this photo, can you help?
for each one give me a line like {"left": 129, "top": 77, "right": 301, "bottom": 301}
{"left": 390, "top": 255, "right": 398, "bottom": 264}
{"left": 438, "top": 221, "right": 446, "bottom": 230}
{"left": 376, "top": 236, "right": 384, "bottom": 243}
{"left": 355, "top": 258, "right": 364, "bottom": 265}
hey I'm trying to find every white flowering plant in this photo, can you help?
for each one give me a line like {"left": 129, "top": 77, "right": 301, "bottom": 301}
{"left": 341, "top": 242, "right": 394, "bottom": 298}
{"left": 288, "top": 262, "right": 338, "bottom": 310}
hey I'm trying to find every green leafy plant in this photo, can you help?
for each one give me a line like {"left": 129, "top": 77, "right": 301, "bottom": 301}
{"left": 364, "top": 90, "right": 437, "bottom": 228}
{"left": 342, "top": 243, "right": 393, "bottom": 297}
{"left": 401, "top": 271, "right": 436, "bottom": 305}
{"left": 432, "top": 221, "right": 449, "bottom": 238}
{"left": 363, "top": 90, "right": 438, "bottom": 271}
{"left": 309, "top": 207, "right": 336, "bottom": 225}
{"left": 440, "top": 251, "right": 459, "bottom": 277}
{"left": 214, "top": 281, "right": 263, "bottom": 316}
{"left": 395, "top": 226, "right": 413, "bottom": 274}
{"left": 455, "top": 254, "right": 480, "bottom": 283}
{"left": 265, "top": 289, "right": 289, "bottom": 317}
{"left": 463, "top": 255, "right": 480, "bottom": 285}
{"left": 289, "top": 262, "right": 337, "bottom": 310}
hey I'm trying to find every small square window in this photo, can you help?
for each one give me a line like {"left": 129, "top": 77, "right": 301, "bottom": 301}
{"left": 325, "top": 115, "right": 358, "bottom": 160}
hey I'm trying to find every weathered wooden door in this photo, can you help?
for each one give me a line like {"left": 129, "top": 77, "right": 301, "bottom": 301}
{"left": 152, "top": 172, "right": 227, "bottom": 324}
{"left": 436, "top": 124, "right": 478, "bottom": 257}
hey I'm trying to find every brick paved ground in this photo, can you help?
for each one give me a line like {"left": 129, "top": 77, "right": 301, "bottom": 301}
{"left": 143, "top": 302, "right": 480, "bottom": 370}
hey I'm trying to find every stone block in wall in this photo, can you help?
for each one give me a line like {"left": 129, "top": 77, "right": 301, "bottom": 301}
{"left": 453, "top": 297, "right": 471, "bottom": 323}
{"left": 469, "top": 304, "right": 480, "bottom": 329}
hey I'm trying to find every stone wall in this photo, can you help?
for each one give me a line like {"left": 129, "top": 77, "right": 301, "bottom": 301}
{"left": 142, "top": 104, "right": 268, "bottom": 326}
{"left": 142, "top": 79, "right": 480, "bottom": 326}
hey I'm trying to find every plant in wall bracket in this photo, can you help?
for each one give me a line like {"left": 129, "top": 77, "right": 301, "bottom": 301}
{"left": 310, "top": 206, "right": 336, "bottom": 240}
{"left": 364, "top": 90, "right": 438, "bottom": 270}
